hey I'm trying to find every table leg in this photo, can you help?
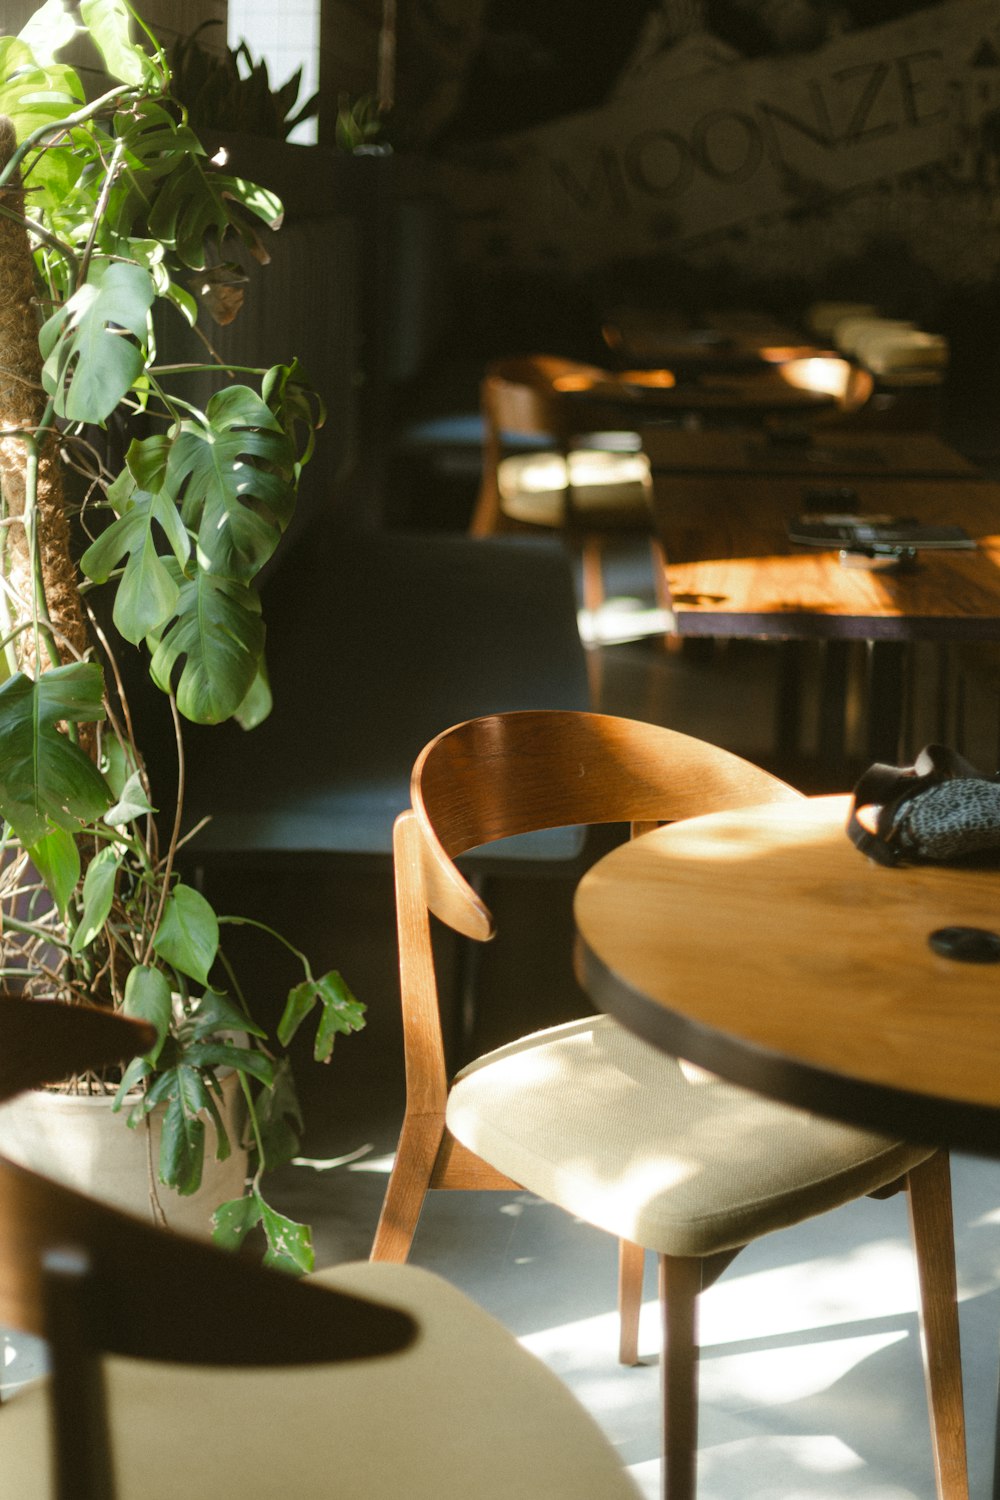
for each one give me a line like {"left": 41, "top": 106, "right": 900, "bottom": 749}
{"left": 775, "top": 641, "right": 808, "bottom": 760}
{"left": 817, "top": 640, "right": 851, "bottom": 768}
{"left": 866, "top": 641, "right": 908, "bottom": 762}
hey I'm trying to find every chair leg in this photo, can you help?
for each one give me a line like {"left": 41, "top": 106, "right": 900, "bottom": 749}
{"left": 581, "top": 536, "right": 606, "bottom": 618}
{"left": 906, "top": 1151, "right": 969, "bottom": 1500}
{"left": 370, "top": 1112, "right": 446, "bottom": 1263}
{"left": 578, "top": 535, "right": 607, "bottom": 706}
{"left": 649, "top": 537, "right": 671, "bottom": 615}
{"left": 659, "top": 1253, "right": 702, "bottom": 1500}
{"left": 619, "top": 1239, "right": 646, "bottom": 1365}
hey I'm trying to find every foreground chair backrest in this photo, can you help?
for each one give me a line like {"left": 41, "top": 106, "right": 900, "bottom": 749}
{"left": 372, "top": 710, "right": 968, "bottom": 1500}
{"left": 0, "top": 997, "right": 639, "bottom": 1500}
{"left": 0, "top": 998, "right": 156, "bottom": 1107}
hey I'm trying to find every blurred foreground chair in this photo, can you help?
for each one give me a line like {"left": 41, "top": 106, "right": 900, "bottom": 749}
{"left": 371, "top": 710, "right": 967, "bottom": 1500}
{"left": 469, "top": 356, "right": 666, "bottom": 635}
{"left": 0, "top": 995, "right": 642, "bottom": 1500}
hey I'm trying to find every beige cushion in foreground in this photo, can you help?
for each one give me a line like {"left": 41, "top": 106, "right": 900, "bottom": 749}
{"left": 447, "top": 1015, "right": 932, "bottom": 1258}
{"left": 0, "top": 1260, "right": 639, "bottom": 1500}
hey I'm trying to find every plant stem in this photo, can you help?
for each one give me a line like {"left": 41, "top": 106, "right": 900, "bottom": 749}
{"left": 78, "top": 136, "right": 127, "bottom": 288}
{"left": 0, "top": 910, "right": 71, "bottom": 948}
{"left": 141, "top": 692, "right": 185, "bottom": 965}
{"left": 0, "top": 199, "right": 78, "bottom": 276}
{"left": 218, "top": 915, "right": 311, "bottom": 976}
{"left": 0, "top": 86, "right": 137, "bottom": 193}
{"left": 150, "top": 363, "right": 268, "bottom": 377}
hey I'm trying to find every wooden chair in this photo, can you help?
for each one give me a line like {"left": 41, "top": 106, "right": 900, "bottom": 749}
{"left": 0, "top": 997, "right": 156, "bottom": 1107}
{"left": 0, "top": 997, "right": 640, "bottom": 1500}
{"left": 371, "top": 710, "right": 968, "bottom": 1500}
{"left": 469, "top": 355, "right": 667, "bottom": 633}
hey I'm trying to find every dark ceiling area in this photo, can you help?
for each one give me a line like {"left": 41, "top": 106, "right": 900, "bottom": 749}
{"left": 440, "top": 0, "right": 948, "bottom": 143}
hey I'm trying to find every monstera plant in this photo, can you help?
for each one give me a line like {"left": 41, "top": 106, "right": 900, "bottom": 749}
{"left": 0, "top": 0, "right": 364, "bottom": 1270}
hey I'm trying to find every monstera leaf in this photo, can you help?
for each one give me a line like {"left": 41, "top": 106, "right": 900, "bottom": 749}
{"left": 148, "top": 156, "right": 282, "bottom": 271}
{"left": 80, "top": 0, "right": 159, "bottom": 87}
{"left": 148, "top": 564, "right": 265, "bottom": 724}
{"left": 81, "top": 485, "right": 191, "bottom": 644}
{"left": 0, "top": 664, "right": 111, "bottom": 846}
{"left": 38, "top": 260, "right": 154, "bottom": 422}
{"left": 0, "top": 38, "right": 86, "bottom": 214}
{"left": 166, "top": 386, "right": 297, "bottom": 583}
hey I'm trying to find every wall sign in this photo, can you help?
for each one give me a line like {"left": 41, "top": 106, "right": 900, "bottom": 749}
{"left": 433, "top": 0, "right": 1000, "bottom": 288}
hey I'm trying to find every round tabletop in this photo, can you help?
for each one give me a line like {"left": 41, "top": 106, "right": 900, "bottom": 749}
{"left": 573, "top": 794, "right": 1000, "bottom": 1155}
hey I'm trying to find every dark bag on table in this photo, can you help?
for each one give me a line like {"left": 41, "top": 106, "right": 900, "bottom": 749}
{"left": 847, "top": 743, "right": 1000, "bottom": 866}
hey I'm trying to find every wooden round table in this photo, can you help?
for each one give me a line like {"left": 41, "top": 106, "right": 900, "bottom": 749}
{"left": 574, "top": 794, "right": 1000, "bottom": 1156}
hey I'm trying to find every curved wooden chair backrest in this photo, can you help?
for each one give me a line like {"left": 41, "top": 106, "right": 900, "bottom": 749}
{"left": 481, "top": 355, "right": 612, "bottom": 441}
{"left": 473, "top": 356, "right": 625, "bottom": 536}
{"left": 0, "top": 1159, "right": 415, "bottom": 1500}
{"left": 0, "top": 1003, "right": 416, "bottom": 1500}
{"left": 482, "top": 371, "right": 555, "bottom": 439}
{"left": 0, "top": 997, "right": 414, "bottom": 1363}
{"left": 392, "top": 713, "right": 802, "bottom": 1113}
{"left": 0, "top": 997, "right": 154, "bottom": 1105}
{"left": 407, "top": 711, "right": 803, "bottom": 943}
{"left": 0, "top": 1155, "right": 414, "bottom": 1361}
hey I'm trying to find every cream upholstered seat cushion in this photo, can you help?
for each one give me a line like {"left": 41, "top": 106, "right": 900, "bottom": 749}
{"left": 446, "top": 1016, "right": 932, "bottom": 1259}
{"left": 0, "top": 1261, "right": 639, "bottom": 1500}
{"left": 497, "top": 448, "right": 652, "bottom": 527}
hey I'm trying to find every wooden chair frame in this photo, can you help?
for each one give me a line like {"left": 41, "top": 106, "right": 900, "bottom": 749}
{"left": 371, "top": 710, "right": 968, "bottom": 1500}
{"left": 0, "top": 998, "right": 415, "bottom": 1500}
{"left": 469, "top": 358, "right": 667, "bottom": 642}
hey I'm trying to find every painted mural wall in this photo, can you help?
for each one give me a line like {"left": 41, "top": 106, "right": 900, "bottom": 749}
{"left": 426, "top": 0, "right": 1000, "bottom": 315}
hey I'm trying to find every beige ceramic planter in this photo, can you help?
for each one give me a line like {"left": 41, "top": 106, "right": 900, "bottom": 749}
{"left": 0, "top": 1068, "right": 249, "bottom": 1240}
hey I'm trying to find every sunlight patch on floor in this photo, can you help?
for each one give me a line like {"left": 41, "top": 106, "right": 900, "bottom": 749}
{"left": 696, "top": 1242, "right": 921, "bottom": 1345}
{"left": 695, "top": 1435, "right": 920, "bottom": 1500}
{"left": 347, "top": 1151, "right": 395, "bottom": 1174}
{"left": 519, "top": 1239, "right": 920, "bottom": 1365}
{"left": 699, "top": 1330, "right": 908, "bottom": 1407}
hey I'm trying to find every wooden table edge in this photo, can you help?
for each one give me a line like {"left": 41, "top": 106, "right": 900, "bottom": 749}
{"left": 663, "top": 608, "right": 1000, "bottom": 641}
{"left": 573, "top": 932, "right": 1000, "bottom": 1157}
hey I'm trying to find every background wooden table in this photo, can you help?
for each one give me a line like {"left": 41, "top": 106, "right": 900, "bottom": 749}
{"left": 650, "top": 475, "right": 1000, "bottom": 761}
{"left": 601, "top": 306, "right": 811, "bottom": 370}
{"left": 642, "top": 429, "right": 981, "bottom": 478}
{"left": 651, "top": 476, "right": 1000, "bottom": 640}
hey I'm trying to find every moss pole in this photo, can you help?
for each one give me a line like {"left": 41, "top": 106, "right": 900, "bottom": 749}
{"left": 0, "top": 114, "right": 90, "bottom": 671}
